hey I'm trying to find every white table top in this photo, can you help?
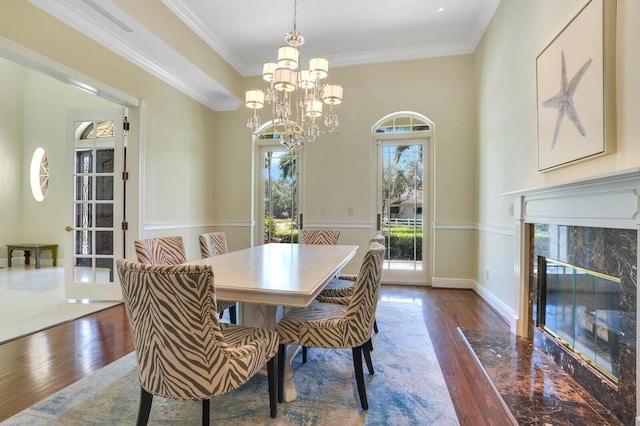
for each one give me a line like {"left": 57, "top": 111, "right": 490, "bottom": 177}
{"left": 189, "top": 243, "right": 358, "bottom": 307}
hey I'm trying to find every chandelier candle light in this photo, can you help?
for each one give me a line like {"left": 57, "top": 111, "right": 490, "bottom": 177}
{"left": 245, "top": 0, "right": 343, "bottom": 150}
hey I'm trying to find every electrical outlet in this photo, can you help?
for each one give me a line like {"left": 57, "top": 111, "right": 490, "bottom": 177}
{"left": 347, "top": 207, "right": 353, "bottom": 216}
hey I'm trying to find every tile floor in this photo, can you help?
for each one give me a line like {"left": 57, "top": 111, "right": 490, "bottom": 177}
{"left": 0, "top": 264, "right": 118, "bottom": 343}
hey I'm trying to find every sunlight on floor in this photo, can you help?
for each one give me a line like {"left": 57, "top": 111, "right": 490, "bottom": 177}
{"left": 0, "top": 265, "right": 119, "bottom": 343}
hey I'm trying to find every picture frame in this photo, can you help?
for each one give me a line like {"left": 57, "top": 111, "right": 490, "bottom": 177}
{"left": 536, "top": 0, "right": 616, "bottom": 172}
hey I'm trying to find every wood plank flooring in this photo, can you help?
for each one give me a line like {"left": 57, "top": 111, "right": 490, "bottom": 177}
{"left": 0, "top": 286, "right": 512, "bottom": 424}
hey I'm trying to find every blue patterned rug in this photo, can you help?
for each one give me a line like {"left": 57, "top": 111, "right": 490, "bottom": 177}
{"left": 3, "top": 301, "right": 458, "bottom": 425}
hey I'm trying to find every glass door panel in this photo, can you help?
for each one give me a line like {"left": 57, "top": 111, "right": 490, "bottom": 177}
{"left": 261, "top": 147, "right": 299, "bottom": 244}
{"left": 376, "top": 140, "right": 426, "bottom": 284}
{"left": 65, "top": 109, "right": 124, "bottom": 300}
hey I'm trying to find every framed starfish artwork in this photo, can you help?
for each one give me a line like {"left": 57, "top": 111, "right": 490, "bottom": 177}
{"left": 536, "top": 0, "right": 616, "bottom": 172}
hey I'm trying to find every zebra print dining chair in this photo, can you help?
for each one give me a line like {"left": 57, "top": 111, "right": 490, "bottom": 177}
{"left": 319, "top": 234, "right": 385, "bottom": 299}
{"left": 276, "top": 242, "right": 385, "bottom": 410}
{"left": 316, "top": 235, "right": 385, "bottom": 334}
{"left": 300, "top": 228, "right": 340, "bottom": 245}
{"left": 199, "top": 232, "right": 238, "bottom": 324}
{"left": 134, "top": 236, "right": 186, "bottom": 266}
{"left": 116, "top": 260, "right": 279, "bottom": 425}
{"left": 134, "top": 236, "right": 237, "bottom": 324}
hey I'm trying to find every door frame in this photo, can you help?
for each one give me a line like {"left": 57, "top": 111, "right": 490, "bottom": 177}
{"left": 371, "top": 113, "right": 435, "bottom": 285}
{"left": 251, "top": 121, "right": 304, "bottom": 247}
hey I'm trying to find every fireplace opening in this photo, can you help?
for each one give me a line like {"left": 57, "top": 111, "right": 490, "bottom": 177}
{"left": 538, "top": 256, "right": 620, "bottom": 383}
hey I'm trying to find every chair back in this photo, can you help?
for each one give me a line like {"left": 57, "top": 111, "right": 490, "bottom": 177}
{"left": 344, "top": 242, "right": 385, "bottom": 345}
{"left": 301, "top": 229, "right": 340, "bottom": 245}
{"left": 134, "top": 236, "right": 186, "bottom": 265}
{"left": 370, "top": 234, "right": 385, "bottom": 245}
{"left": 199, "top": 232, "right": 228, "bottom": 258}
{"left": 116, "top": 259, "right": 228, "bottom": 400}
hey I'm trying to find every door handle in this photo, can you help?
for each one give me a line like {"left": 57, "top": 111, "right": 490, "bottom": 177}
{"left": 65, "top": 226, "right": 73, "bottom": 232}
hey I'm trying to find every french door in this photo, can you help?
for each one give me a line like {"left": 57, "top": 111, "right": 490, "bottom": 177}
{"left": 259, "top": 145, "right": 300, "bottom": 244}
{"left": 65, "top": 108, "right": 125, "bottom": 300}
{"left": 375, "top": 137, "right": 428, "bottom": 284}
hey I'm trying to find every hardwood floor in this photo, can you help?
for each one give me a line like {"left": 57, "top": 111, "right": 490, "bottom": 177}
{"left": 0, "top": 286, "right": 513, "bottom": 424}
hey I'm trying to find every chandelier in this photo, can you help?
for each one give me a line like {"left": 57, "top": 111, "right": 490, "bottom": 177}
{"left": 245, "top": 0, "right": 343, "bottom": 150}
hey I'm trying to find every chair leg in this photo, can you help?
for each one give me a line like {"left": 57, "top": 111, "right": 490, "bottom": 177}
{"left": 352, "top": 346, "right": 369, "bottom": 410}
{"left": 137, "top": 388, "right": 153, "bottom": 426}
{"left": 302, "top": 346, "right": 307, "bottom": 363}
{"left": 373, "top": 318, "right": 379, "bottom": 333}
{"left": 229, "top": 305, "right": 237, "bottom": 324}
{"left": 277, "top": 343, "right": 286, "bottom": 403}
{"left": 363, "top": 339, "right": 375, "bottom": 375}
{"left": 202, "top": 399, "right": 210, "bottom": 426}
{"left": 267, "top": 356, "right": 278, "bottom": 418}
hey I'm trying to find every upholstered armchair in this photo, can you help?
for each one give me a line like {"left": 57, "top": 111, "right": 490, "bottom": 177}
{"left": 199, "top": 232, "right": 238, "bottom": 324}
{"left": 319, "top": 234, "right": 385, "bottom": 299}
{"left": 116, "top": 260, "right": 279, "bottom": 425}
{"left": 134, "top": 236, "right": 237, "bottom": 324}
{"left": 134, "top": 236, "right": 186, "bottom": 266}
{"left": 300, "top": 228, "right": 340, "bottom": 245}
{"left": 317, "top": 235, "right": 386, "bottom": 334}
{"left": 276, "top": 242, "right": 385, "bottom": 410}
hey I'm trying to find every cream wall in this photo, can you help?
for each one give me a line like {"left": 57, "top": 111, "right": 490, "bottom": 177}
{"left": 22, "top": 70, "right": 117, "bottom": 248}
{"left": 7, "top": 0, "right": 631, "bottom": 302}
{"left": 0, "top": 58, "right": 123, "bottom": 264}
{"left": 0, "top": 59, "right": 25, "bottom": 249}
{"left": 474, "top": 0, "right": 640, "bottom": 321}
{"left": 213, "top": 56, "right": 478, "bottom": 277}
{"left": 0, "top": 1, "right": 237, "bottom": 262}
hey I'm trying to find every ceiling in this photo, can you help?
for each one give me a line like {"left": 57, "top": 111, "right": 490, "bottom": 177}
{"left": 27, "top": 0, "right": 501, "bottom": 111}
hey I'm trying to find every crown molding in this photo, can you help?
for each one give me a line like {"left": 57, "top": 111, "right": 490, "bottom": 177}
{"left": 28, "top": 0, "right": 241, "bottom": 111}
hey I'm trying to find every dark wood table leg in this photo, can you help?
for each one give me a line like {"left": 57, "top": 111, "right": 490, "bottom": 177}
{"left": 7, "top": 248, "right": 13, "bottom": 267}
{"left": 24, "top": 250, "right": 31, "bottom": 265}
{"left": 51, "top": 246, "right": 58, "bottom": 267}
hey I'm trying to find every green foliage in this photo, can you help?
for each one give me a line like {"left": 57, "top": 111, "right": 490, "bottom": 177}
{"left": 386, "top": 230, "right": 422, "bottom": 260}
{"left": 264, "top": 215, "right": 278, "bottom": 239}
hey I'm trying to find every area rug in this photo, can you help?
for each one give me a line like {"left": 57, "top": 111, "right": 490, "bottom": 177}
{"left": 4, "top": 301, "right": 458, "bottom": 425}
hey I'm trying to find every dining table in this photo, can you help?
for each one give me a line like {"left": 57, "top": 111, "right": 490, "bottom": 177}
{"left": 189, "top": 242, "right": 358, "bottom": 402}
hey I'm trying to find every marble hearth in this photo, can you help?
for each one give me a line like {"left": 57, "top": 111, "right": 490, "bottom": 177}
{"left": 507, "top": 168, "right": 640, "bottom": 425}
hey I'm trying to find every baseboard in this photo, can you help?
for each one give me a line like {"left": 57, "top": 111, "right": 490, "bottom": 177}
{"left": 431, "top": 277, "right": 475, "bottom": 289}
{"left": 432, "top": 277, "right": 518, "bottom": 331}
{"left": 474, "top": 281, "right": 518, "bottom": 331}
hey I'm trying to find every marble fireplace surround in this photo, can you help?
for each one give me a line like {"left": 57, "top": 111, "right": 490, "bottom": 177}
{"left": 507, "top": 167, "right": 640, "bottom": 424}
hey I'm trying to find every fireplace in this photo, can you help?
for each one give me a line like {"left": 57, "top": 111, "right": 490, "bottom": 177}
{"left": 507, "top": 169, "right": 640, "bottom": 425}
{"left": 538, "top": 253, "right": 620, "bottom": 381}
{"left": 530, "top": 224, "right": 635, "bottom": 424}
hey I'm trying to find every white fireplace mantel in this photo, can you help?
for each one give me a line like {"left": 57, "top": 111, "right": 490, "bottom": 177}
{"left": 503, "top": 167, "right": 640, "bottom": 338}
{"left": 505, "top": 167, "right": 640, "bottom": 230}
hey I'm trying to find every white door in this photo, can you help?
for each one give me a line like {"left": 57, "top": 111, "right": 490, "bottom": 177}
{"left": 375, "top": 137, "right": 428, "bottom": 284}
{"left": 65, "top": 108, "right": 125, "bottom": 300}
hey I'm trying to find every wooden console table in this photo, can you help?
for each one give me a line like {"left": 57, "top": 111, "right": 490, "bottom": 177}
{"left": 7, "top": 244, "right": 58, "bottom": 269}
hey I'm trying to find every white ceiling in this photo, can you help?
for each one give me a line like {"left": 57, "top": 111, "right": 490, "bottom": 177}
{"left": 27, "top": 0, "right": 501, "bottom": 111}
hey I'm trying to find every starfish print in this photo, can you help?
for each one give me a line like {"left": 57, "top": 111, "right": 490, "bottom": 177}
{"left": 542, "top": 50, "right": 592, "bottom": 149}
